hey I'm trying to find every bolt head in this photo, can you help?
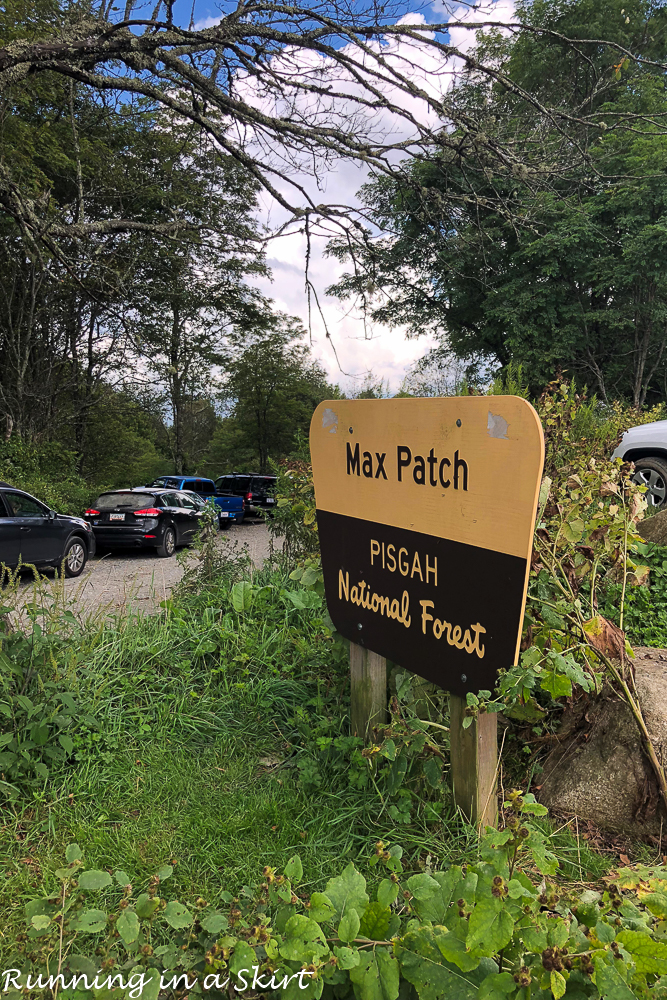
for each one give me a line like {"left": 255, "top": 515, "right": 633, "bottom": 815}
{"left": 461, "top": 674, "right": 467, "bottom": 683}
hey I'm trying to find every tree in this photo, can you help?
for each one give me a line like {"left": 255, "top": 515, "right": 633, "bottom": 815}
{"left": 2, "top": 0, "right": 666, "bottom": 258}
{"left": 0, "top": 0, "right": 267, "bottom": 461}
{"left": 215, "top": 315, "right": 337, "bottom": 472}
{"left": 328, "top": 0, "right": 667, "bottom": 404}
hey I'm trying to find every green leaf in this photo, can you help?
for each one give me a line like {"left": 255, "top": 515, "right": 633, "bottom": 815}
{"left": 163, "top": 900, "right": 192, "bottom": 929}
{"left": 309, "top": 892, "right": 335, "bottom": 923}
{"left": 30, "top": 914, "right": 52, "bottom": 930}
{"left": 507, "top": 879, "right": 533, "bottom": 899}
{"left": 279, "top": 914, "right": 329, "bottom": 963}
{"left": 479, "top": 972, "right": 516, "bottom": 1000}
{"left": 519, "top": 793, "right": 549, "bottom": 816}
{"left": 349, "top": 947, "right": 399, "bottom": 1000}
{"left": 231, "top": 580, "right": 255, "bottom": 612}
{"left": 550, "top": 970, "right": 567, "bottom": 999}
{"left": 58, "top": 734, "right": 74, "bottom": 754}
{"left": 406, "top": 874, "right": 441, "bottom": 902}
{"left": 201, "top": 910, "right": 228, "bottom": 934}
{"left": 157, "top": 864, "right": 173, "bottom": 880}
{"left": 540, "top": 670, "right": 572, "bottom": 699}
{"left": 74, "top": 908, "right": 108, "bottom": 933}
{"left": 378, "top": 879, "right": 398, "bottom": 909}
{"left": 125, "top": 967, "right": 160, "bottom": 1000}
{"left": 117, "top": 909, "right": 140, "bottom": 945}
{"left": 114, "top": 870, "right": 131, "bottom": 887}
{"left": 325, "top": 863, "right": 369, "bottom": 919}
{"left": 334, "top": 945, "right": 361, "bottom": 969}
{"left": 592, "top": 957, "right": 636, "bottom": 1000}
{"left": 77, "top": 869, "right": 113, "bottom": 890}
{"left": 338, "top": 908, "right": 360, "bottom": 944}
{"left": 562, "top": 518, "right": 584, "bottom": 544}
{"left": 135, "top": 893, "right": 160, "bottom": 919}
{"left": 434, "top": 927, "right": 483, "bottom": 973}
{"left": 466, "top": 897, "right": 514, "bottom": 954}
{"left": 641, "top": 891, "right": 667, "bottom": 918}
{"left": 359, "top": 901, "right": 392, "bottom": 940}
{"left": 66, "top": 955, "right": 98, "bottom": 978}
{"left": 229, "top": 940, "right": 256, "bottom": 979}
{"left": 396, "top": 927, "right": 496, "bottom": 1000}
{"left": 547, "top": 920, "right": 570, "bottom": 948}
{"left": 285, "top": 855, "right": 303, "bottom": 883}
{"left": 423, "top": 757, "right": 442, "bottom": 788}
{"left": 616, "top": 929, "right": 667, "bottom": 974}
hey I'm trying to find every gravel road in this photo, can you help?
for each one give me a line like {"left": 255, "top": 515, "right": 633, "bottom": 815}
{"left": 12, "top": 521, "right": 277, "bottom": 619}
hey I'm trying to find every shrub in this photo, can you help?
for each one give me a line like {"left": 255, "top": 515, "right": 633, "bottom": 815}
{"left": 8, "top": 791, "right": 667, "bottom": 1000}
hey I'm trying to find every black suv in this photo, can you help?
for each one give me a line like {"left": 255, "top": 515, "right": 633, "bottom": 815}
{"left": 214, "top": 474, "right": 277, "bottom": 515}
{"left": 0, "top": 482, "right": 95, "bottom": 577}
{"left": 83, "top": 488, "right": 210, "bottom": 557}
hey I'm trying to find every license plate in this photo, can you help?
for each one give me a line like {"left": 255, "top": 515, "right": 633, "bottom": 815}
{"left": 266, "top": 498, "right": 275, "bottom": 504}
{"left": 219, "top": 512, "right": 230, "bottom": 518}
{"left": 109, "top": 513, "right": 125, "bottom": 521}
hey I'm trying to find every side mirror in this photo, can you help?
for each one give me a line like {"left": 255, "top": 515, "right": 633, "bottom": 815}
{"left": 48, "top": 509, "right": 56, "bottom": 520}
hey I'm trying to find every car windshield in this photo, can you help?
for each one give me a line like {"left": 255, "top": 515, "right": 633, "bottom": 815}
{"left": 95, "top": 493, "right": 158, "bottom": 510}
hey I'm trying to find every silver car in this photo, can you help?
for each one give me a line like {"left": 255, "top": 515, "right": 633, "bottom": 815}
{"left": 612, "top": 421, "right": 667, "bottom": 507}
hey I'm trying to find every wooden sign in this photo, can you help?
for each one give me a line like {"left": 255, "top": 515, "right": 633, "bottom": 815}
{"left": 310, "top": 397, "right": 544, "bottom": 698}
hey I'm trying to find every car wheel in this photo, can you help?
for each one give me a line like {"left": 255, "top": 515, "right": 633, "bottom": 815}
{"left": 157, "top": 527, "right": 176, "bottom": 558}
{"left": 63, "top": 537, "right": 87, "bottom": 578}
{"left": 156, "top": 528, "right": 176, "bottom": 559}
{"left": 632, "top": 457, "right": 667, "bottom": 508}
{"left": 220, "top": 520, "right": 232, "bottom": 530}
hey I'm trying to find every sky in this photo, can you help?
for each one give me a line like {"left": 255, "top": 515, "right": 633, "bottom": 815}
{"left": 190, "top": 0, "right": 515, "bottom": 394}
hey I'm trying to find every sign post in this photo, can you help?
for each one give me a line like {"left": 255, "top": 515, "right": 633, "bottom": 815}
{"left": 310, "top": 397, "right": 544, "bottom": 826}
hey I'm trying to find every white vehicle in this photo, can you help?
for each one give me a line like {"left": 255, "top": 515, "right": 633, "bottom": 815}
{"left": 612, "top": 421, "right": 667, "bottom": 508}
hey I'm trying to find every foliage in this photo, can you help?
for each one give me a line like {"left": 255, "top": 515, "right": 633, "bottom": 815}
{"left": 216, "top": 317, "right": 337, "bottom": 474}
{"left": 602, "top": 541, "right": 667, "bottom": 648}
{"left": 0, "top": 601, "right": 94, "bottom": 799}
{"left": 327, "top": 0, "right": 667, "bottom": 405}
{"left": 269, "top": 460, "right": 320, "bottom": 562}
{"left": 11, "top": 790, "right": 667, "bottom": 1000}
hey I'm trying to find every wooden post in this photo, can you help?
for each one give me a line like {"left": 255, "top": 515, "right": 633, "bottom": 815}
{"left": 350, "top": 643, "right": 387, "bottom": 740}
{"left": 450, "top": 695, "right": 498, "bottom": 830}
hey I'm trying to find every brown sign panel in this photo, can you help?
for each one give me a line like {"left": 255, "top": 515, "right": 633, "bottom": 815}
{"left": 310, "top": 397, "right": 544, "bottom": 698}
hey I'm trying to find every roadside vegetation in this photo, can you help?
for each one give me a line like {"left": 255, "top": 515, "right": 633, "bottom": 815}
{"left": 4, "top": 379, "right": 667, "bottom": 997}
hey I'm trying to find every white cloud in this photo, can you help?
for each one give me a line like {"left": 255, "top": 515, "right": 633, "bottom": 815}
{"left": 199, "top": 1, "right": 515, "bottom": 391}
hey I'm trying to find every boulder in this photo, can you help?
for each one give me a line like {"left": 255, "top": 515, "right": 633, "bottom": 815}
{"left": 538, "top": 648, "right": 667, "bottom": 837}
{"left": 638, "top": 510, "right": 667, "bottom": 546}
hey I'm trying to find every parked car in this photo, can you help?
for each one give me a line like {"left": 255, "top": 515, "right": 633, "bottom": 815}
{"left": 0, "top": 481, "right": 95, "bottom": 577}
{"left": 213, "top": 473, "right": 277, "bottom": 515}
{"left": 83, "top": 488, "right": 209, "bottom": 557}
{"left": 612, "top": 421, "right": 667, "bottom": 508}
{"left": 145, "top": 477, "right": 244, "bottom": 525}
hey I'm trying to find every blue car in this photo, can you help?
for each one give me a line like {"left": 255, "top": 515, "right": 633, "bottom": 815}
{"left": 146, "top": 477, "right": 244, "bottom": 528}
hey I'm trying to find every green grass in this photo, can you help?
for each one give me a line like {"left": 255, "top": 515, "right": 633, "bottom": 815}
{"left": 0, "top": 554, "right": 649, "bottom": 961}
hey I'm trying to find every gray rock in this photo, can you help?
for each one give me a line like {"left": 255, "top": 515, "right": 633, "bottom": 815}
{"left": 538, "top": 648, "right": 667, "bottom": 836}
{"left": 638, "top": 510, "right": 667, "bottom": 546}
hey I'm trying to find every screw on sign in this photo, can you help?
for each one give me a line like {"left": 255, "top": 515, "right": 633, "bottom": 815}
{"left": 310, "top": 397, "right": 544, "bottom": 827}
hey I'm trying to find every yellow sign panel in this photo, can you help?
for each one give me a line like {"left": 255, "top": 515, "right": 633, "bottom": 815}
{"left": 310, "top": 396, "right": 544, "bottom": 697}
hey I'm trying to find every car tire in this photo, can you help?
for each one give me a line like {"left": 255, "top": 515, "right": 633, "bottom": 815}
{"left": 220, "top": 520, "right": 232, "bottom": 530}
{"left": 157, "top": 526, "right": 176, "bottom": 558}
{"left": 63, "top": 537, "right": 88, "bottom": 578}
{"left": 632, "top": 457, "right": 667, "bottom": 508}
{"left": 236, "top": 513, "right": 245, "bottom": 526}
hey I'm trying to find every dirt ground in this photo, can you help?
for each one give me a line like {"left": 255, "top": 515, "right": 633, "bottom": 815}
{"left": 11, "top": 521, "right": 278, "bottom": 620}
